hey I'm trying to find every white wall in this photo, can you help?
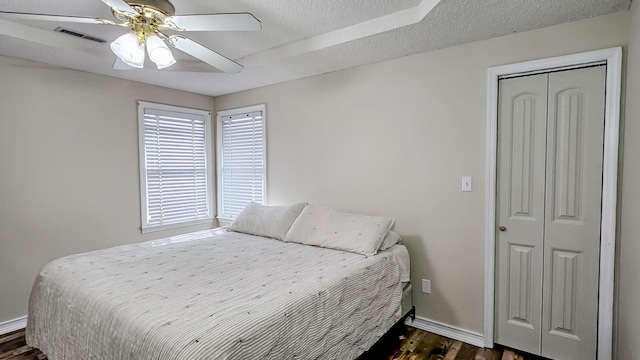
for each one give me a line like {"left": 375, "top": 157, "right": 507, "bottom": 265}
{"left": 215, "top": 12, "right": 630, "bottom": 334}
{"left": 0, "top": 57, "right": 216, "bottom": 323}
{"left": 617, "top": 1, "right": 640, "bottom": 358}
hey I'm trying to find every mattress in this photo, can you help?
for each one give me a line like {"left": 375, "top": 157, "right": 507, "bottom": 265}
{"left": 27, "top": 229, "right": 411, "bottom": 360}
{"left": 401, "top": 283, "right": 413, "bottom": 316}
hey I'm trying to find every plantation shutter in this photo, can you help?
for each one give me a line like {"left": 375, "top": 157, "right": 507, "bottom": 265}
{"left": 141, "top": 107, "right": 212, "bottom": 229}
{"left": 218, "top": 110, "right": 265, "bottom": 220}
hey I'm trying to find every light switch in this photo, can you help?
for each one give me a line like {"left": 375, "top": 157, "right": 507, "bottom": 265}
{"left": 462, "top": 176, "right": 472, "bottom": 192}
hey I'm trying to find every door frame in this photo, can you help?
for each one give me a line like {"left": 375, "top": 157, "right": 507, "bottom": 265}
{"left": 483, "top": 47, "right": 622, "bottom": 359}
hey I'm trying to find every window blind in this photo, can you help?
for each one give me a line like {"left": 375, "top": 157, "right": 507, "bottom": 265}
{"left": 218, "top": 109, "right": 265, "bottom": 220}
{"left": 141, "top": 106, "right": 212, "bottom": 230}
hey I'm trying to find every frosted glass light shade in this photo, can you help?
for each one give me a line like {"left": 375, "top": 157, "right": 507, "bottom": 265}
{"left": 110, "top": 32, "right": 145, "bottom": 69}
{"left": 146, "top": 35, "right": 176, "bottom": 69}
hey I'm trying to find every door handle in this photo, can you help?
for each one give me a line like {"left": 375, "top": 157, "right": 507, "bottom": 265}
{"left": 499, "top": 226, "right": 507, "bottom": 232}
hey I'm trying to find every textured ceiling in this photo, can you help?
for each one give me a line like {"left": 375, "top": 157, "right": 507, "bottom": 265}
{"left": 0, "top": 0, "right": 631, "bottom": 96}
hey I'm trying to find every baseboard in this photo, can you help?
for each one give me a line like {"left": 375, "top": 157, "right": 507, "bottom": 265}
{"left": 0, "top": 316, "right": 27, "bottom": 336}
{"left": 406, "top": 315, "right": 485, "bottom": 348}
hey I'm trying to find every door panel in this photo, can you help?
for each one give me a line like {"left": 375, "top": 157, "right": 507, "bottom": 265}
{"left": 550, "top": 88, "right": 586, "bottom": 222}
{"left": 507, "top": 244, "right": 535, "bottom": 328}
{"left": 549, "top": 249, "right": 580, "bottom": 340}
{"left": 495, "top": 74, "right": 548, "bottom": 355}
{"left": 541, "top": 66, "right": 605, "bottom": 360}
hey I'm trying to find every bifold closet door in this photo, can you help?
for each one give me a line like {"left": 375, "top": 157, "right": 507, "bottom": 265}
{"left": 541, "top": 66, "right": 605, "bottom": 360}
{"left": 495, "top": 73, "right": 548, "bottom": 355}
{"left": 495, "top": 66, "right": 606, "bottom": 360}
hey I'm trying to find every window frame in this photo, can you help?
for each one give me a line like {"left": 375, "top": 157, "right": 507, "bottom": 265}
{"left": 216, "top": 104, "right": 267, "bottom": 223}
{"left": 137, "top": 101, "right": 214, "bottom": 233}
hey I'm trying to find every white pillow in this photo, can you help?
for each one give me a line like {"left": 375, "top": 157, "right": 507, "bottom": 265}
{"left": 228, "top": 202, "right": 306, "bottom": 240}
{"left": 379, "top": 231, "right": 402, "bottom": 251}
{"left": 284, "top": 205, "right": 394, "bottom": 256}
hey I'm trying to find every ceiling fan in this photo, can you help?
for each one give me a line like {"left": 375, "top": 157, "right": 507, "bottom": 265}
{"left": 0, "top": 0, "right": 261, "bottom": 73}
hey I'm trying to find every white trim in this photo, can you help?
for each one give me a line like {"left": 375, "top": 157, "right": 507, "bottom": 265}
{"left": 484, "top": 59, "right": 499, "bottom": 349}
{"left": 598, "top": 46, "right": 622, "bottom": 360}
{"left": 484, "top": 47, "right": 622, "bottom": 360}
{"left": 0, "top": 316, "right": 27, "bottom": 335}
{"left": 140, "top": 218, "right": 215, "bottom": 234}
{"left": 238, "top": 0, "right": 442, "bottom": 66}
{"left": 407, "top": 316, "right": 485, "bottom": 348}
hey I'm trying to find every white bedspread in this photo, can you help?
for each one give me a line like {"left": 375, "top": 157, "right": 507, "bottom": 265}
{"left": 26, "top": 229, "right": 409, "bottom": 360}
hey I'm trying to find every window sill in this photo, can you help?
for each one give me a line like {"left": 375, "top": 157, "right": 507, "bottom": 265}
{"left": 141, "top": 218, "right": 216, "bottom": 234}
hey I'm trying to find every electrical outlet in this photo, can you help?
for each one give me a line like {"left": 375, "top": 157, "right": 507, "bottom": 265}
{"left": 421, "top": 279, "right": 431, "bottom": 294}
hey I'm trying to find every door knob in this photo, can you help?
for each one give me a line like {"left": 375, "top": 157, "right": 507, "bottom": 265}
{"left": 499, "top": 226, "right": 507, "bottom": 232}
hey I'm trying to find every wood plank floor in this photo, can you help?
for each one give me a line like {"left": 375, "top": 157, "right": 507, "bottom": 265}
{"left": 0, "top": 326, "right": 541, "bottom": 360}
{"left": 361, "top": 325, "right": 546, "bottom": 360}
{"left": 0, "top": 330, "right": 45, "bottom": 360}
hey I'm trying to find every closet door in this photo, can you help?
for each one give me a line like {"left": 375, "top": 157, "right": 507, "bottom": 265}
{"left": 541, "top": 66, "right": 605, "bottom": 360}
{"left": 494, "top": 73, "right": 548, "bottom": 355}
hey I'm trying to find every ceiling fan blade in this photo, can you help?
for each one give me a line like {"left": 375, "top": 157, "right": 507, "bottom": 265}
{"left": 162, "top": 61, "right": 216, "bottom": 72}
{"left": 0, "top": 11, "right": 115, "bottom": 25}
{"left": 170, "top": 13, "right": 261, "bottom": 32}
{"left": 100, "top": 0, "right": 136, "bottom": 14}
{"left": 167, "top": 35, "right": 243, "bottom": 73}
{"left": 114, "top": 57, "right": 217, "bottom": 72}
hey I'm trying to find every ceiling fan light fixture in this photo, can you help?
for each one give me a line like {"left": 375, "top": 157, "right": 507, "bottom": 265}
{"left": 110, "top": 32, "right": 145, "bottom": 68}
{"left": 6, "top": 0, "right": 260, "bottom": 73}
{"left": 146, "top": 35, "right": 176, "bottom": 69}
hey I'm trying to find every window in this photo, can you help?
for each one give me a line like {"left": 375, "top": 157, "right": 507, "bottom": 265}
{"left": 138, "top": 101, "right": 213, "bottom": 232}
{"left": 217, "top": 105, "right": 266, "bottom": 221}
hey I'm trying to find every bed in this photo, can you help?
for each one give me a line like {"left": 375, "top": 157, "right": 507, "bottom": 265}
{"left": 26, "top": 204, "right": 412, "bottom": 359}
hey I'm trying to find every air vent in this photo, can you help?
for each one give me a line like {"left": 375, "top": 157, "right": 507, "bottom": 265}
{"left": 54, "top": 27, "right": 107, "bottom": 44}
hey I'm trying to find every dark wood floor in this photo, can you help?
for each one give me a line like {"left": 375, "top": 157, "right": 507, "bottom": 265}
{"left": 0, "top": 330, "right": 45, "bottom": 360}
{"left": 361, "top": 325, "right": 544, "bottom": 360}
{"left": 0, "top": 326, "right": 539, "bottom": 360}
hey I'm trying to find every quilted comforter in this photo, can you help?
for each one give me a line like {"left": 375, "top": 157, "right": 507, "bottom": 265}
{"left": 26, "top": 229, "right": 409, "bottom": 360}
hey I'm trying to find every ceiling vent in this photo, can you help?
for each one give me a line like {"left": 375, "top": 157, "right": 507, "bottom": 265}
{"left": 54, "top": 27, "right": 106, "bottom": 44}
